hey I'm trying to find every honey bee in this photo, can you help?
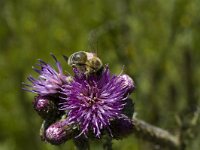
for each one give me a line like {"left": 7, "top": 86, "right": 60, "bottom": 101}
{"left": 67, "top": 51, "right": 103, "bottom": 76}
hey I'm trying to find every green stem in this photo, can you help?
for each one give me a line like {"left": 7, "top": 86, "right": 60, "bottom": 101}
{"left": 73, "top": 137, "right": 90, "bottom": 150}
{"left": 132, "top": 117, "right": 180, "bottom": 149}
{"left": 103, "top": 134, "right": 112, "bottom": 150}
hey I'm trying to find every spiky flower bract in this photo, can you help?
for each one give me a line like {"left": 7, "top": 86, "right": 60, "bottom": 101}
{"left": 23, "top": 54, "right": 68, "bottom": 96}
{"left": 60, "top": 66, "right": 134, "bottom": 138}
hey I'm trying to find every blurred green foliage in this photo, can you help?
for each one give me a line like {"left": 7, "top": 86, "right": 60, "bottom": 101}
{"left": 0, "top": 0, "right": 200, "bottom": 149}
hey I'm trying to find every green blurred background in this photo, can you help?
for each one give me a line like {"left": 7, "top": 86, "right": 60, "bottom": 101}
{"left": 0, "top": 0, "right": 200, "bottom": 149}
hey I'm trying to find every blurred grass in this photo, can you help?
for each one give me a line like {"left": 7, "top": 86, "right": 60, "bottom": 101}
{"left": 0, "top": 0, "right": 200, "bottom": 149}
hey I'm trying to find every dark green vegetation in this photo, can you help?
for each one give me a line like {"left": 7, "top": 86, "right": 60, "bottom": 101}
{"left": 0, "top": 0, "right": 200, "bottom": 149}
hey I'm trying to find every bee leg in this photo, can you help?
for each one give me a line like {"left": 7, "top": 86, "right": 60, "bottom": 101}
{"left": 96, "top": 66, "right": 104, "bottom": 76}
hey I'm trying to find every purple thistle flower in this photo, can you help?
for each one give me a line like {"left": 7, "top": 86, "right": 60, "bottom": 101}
{"left": 23, "top": 54, "right": 69, "bottom": 96}
{"left": 60, "top": 66, "right": 135, "bottom": 138}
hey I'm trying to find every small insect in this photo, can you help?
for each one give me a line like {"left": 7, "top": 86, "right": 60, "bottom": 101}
{"left": 67, "top": 51, "right": 103, "bottom": 76}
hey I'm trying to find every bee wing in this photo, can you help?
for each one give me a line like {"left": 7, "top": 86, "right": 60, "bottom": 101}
{"left": 90, "top": 47, "right": 98, "bottom": 56}
{"left": 87, "top": 31, "right": 99, "bottom": 55}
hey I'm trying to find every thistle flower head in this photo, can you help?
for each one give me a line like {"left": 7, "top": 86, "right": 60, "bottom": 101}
{"left": 23, "top": 52, "right": 136, "bottom": 143}
{"left": 24, "top": 54, "right": 68, "bottom": 96}
{"left": 60, "top": 66, "right": 134, "bottom": 138}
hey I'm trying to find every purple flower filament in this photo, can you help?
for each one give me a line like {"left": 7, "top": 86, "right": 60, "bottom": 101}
{"left": 23, "top": 54, "right": 68, "bottom": 96}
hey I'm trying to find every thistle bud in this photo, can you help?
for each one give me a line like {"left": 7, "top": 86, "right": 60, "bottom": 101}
{"left": 122, "top": 98, "right": 135, "bottom": 119}
{"left": 110, "top": 118, "right": 134, "bottom": 139}
{"left": 45, "top": 121, "right": 75, "bottom": 145}
{"left": 33, "top": 96, "right": 57, "bottom": 119}
{"left": 120, "top": 74, "right": 135, "bottom": 94}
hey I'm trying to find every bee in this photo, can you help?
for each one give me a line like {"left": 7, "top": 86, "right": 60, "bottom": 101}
{"left": 67, "top": 51, "right": 103, "bottom": 76}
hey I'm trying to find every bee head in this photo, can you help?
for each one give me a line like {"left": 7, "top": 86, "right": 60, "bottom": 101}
{"left": 68, "top": 51, "right": 87, "bottom": 66}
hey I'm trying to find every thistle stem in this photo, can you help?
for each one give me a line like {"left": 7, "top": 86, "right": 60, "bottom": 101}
{"left": 73, "top": 137, "right": 90, "bottom": 150}
{"left": 132, "top": 117, "right": 180, "bottom": 149}
{"left": 103, "top": 134, "right": 112, "bottom": 150}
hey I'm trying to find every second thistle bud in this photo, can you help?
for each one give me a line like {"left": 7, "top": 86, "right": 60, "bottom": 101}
{"left": 33, "top": 96, "right": 57, "bottom": 119}
{"left": 45, "top": 121, "right": 76, "bottom": 145}
{"left": 120, "top": 74, "right": 135, "bottom": 94}
{"left": 110, "top": 118, "right": 134, "bottom": 139}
